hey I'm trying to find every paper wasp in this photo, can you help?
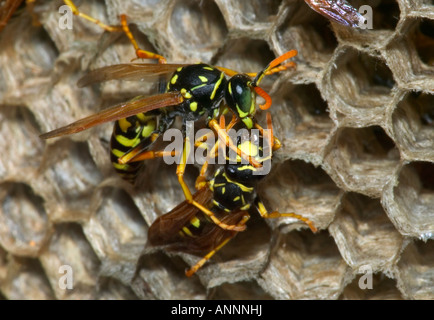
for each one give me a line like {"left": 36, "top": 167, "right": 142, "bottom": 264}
{"left": 40, "top": 1, "right": 297, "bottom": 231}
{"left": 148, "top": 115, "right": 317, "bottom": 277}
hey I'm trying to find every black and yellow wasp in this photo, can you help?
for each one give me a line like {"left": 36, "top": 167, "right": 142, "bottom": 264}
{"left": 40, "top": 50, "right": 297, "bottom": 178}
{"left": 40, "top": 1, "right": 297, "bottom": 233}
{"left": 148, "top": 115, "right": 317, "bottom": 277}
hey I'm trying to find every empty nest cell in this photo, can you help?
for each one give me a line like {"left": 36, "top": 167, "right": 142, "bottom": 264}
{"left": 0, "top": 182, "right": 50, "bottom": 257}
{"left": 215, "top": 0, "right": 281, "bottom": 34}
{"left": 38, "top": 223, "right": 101, "bottom": 300}
{"left": 37, "top": 141, "right": 102, "bottom": 222}
{"left": 326, "top": 48, "right": 396, "bottom": 125}
{"left": 83, "top": 187, "right": 147, "bottom": 275}
{"left": 274, "top": 0, "right": 338, "bottom": 72}
{"left": 268, "top": 82, "right": 334, "bottom": 164}
{"left": 0, "top": 257, "right": 54, "bottom": 300}
{"left": 324, "top": 125, "right": 400, "bottom": 197}
{"left": 392, "top": 91, "right": 434, "bottom": 161}
{"left": 0, "top": 106, "right": 45, "bottom": 181}
{"left": 258, "top": 230, "right": 350, "bottom": 299}
{"left": 340, "top": 273, "right": 403, "bottom": 300}
{"left": 396, "top": 239, "right": 434, "bottom": 299}
{"left": 328, "top": 192, "right": 403, "bottom": 272}
{"left": 411, "top": 18, "right": 434, "bottom": 67}
{"left": 259, "top": 159, "right": 342, "bottom": 230}
{"left": 166, "top": 0, "right": 228, "bottom": 61}
{"left": 383, "top": 161, "right": 434, "bottom": 238}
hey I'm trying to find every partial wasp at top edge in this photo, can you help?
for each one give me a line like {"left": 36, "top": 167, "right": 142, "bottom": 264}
{"left": 304, "top": 0, "right": 365, "bottom": 28}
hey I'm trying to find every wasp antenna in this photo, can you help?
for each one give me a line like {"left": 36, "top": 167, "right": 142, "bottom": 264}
{"left": 252, "top": 50, "right": 298, "bottom": 86}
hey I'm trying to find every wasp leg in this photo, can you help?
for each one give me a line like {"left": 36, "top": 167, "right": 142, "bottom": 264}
{"left": 25, "top": 0, "right": 40, "bottom": 27}
{"left": 194, "top": 114, "right": 239, "bottom": 190}
{"left": 119, "top": 14, "right": 166, "bottom": 63}
{"left": 122, "top": 149, "right": 179, "bottom": 161}
{"left": 185, "top": 213, "right": 250, "bottom": 277}
{"left": 64, "top": 0, "right": 122, "bottom": 32}
{"left": 177, "top": 137, "right": 246, "bottom": 232}
{"left": 255, "top": 199, "right": 317, "bottom": 233}
{"left": 254, "top": 112, "right": 281, "bottom": 151}
{"left": 63, "top": 1, "right": 166, "bottom": 63}
{"left": 194, "top": 131, "right": 217, "bottom": 190}
{"left": 208, "top": 119, "right": 262, "bottom": 168}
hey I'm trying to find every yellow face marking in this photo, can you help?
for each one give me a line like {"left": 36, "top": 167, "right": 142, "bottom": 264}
{"left": 177, "top": 67, "right": 183, "bottom": 72}
{"left": 190, "top": 216, "right": 201, "bottom": 228}
{"left": 198, "top": 76, "right": 208, "bottom": 82}
{"left": 242, "top": 117, "right": 253, "bottom": 129}
{"left": 170, "top": 74, "right": 178, "bottom": 85}
{"left": 190, "top": 101, "right": 198, "bottom": 112}
{"left": 118, "top": 118, "right": 132, "bottom": 133}
{"left": 250, "top": 92, "right": 256, "bottom": 114}
{"left": 210, "top": 72, "right": 225, "bottom": 100}
{"left": 182, "top": 226, "right": 193, "bottom": 237}
{"left": 203, "top": 66, "right": 214, "bottom": 71}
{"left": 236, "top": 104, "right": 249, "bottom": 118}
{"left": 233, "top": 196, "right": 240, "bottom": 202}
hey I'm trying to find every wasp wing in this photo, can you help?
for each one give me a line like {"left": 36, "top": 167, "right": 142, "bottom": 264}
{"left": 149, "top": 183, "right": 248, "bottom": 257}
{"left": 170, "top": 209, "right": 248, "bottom": 256}
{"left": 77, "top": 63, "right": 189, "bottom": 87}
{"left": 0, "top": 0, "right": 24, "bottom": 32}
{"left": 40, "top": 92, "right": 183, "bottom": 139}
{"left": 148, "top": 187, "right": 214, "bottom": 246}
{"left": 304, "top": 0, "right": 364, "bottom": 28}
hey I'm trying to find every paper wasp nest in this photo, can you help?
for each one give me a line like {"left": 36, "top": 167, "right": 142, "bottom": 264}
{"left": 0, "top": 0, "right": 433, "bottom": 299}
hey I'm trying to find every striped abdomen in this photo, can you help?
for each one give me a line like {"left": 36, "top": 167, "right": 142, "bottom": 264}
{"left": 110, "top": 113, "right": 157, "bottom": 183}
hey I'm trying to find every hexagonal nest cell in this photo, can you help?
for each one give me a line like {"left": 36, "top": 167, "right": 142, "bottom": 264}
{"left": 0, "top": 0, "right": 433, "bottom": 300}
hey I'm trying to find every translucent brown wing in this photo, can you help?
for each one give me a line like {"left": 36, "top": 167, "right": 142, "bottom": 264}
{"left": 39, "top": 92, "right": 183, "bottom": 139}
{"left": 149, "top": 183, "right": 248, "bottom": 256}
{"left": 77, "top": 63, "right": 190, "bottom": 87}
{"left": 0, "top": 0, "right": 24, "bottom": 32}
{"left": 148, "top": 187, "right": 214, "bottom": 246}
{"left": 172, "top": 209, "right": 248, "bottom": 256}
